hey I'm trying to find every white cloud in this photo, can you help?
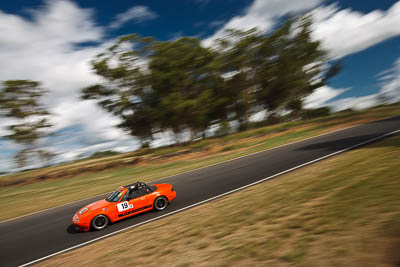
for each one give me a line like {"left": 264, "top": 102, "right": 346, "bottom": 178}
{"left": 0, "top": 0, "right": 138, "bottom": 171}
{"left": 311, "top": 1, "right": 400, "bottom": 59}
{"left": 169, "top": 31, "right": 184, "bottom": 41}
{"left": 328, "top": 94, "right": 379, "bottom": 111}
{"left": 379, "top": 57, "right": 400, "bottom": 103}
{"left": 202, "top": 0, "right": 400, "bottom": 112}
{"left": 54, "top": 137, "right": 140, "bottom": 163}
{"left": 203, "top": 0, "right": 400, "bottom": 59}
{"left": 305, "top": 56, "right": 400, "bottom": 111}
{"left": 378, "top": 74, "right": 395, "bottom": 82}
{"left": 209, "top": 20, "right": 225, "bottom": 28}
{"left": 303, "top": 85, "right": 379, "bottom": 112}
{"left": 0, "top": 117, "right": 15, "bottom": 137}
{"left": 0, "top": 157, "right": 15, "bottom": 174}
{"left": 109, "top": 6, "right": 157, "bottom": 29}
{"left": 304, "top": 86, "right": 348, "bottom": 109}
{"left": 202, "top": 0, "right": 323, "bottom": 46}
{"left": 0, "top": 0, "right": 103, "bottom": 50}
{"left": 303, "top": 2, "right": 400, "bottom": 109}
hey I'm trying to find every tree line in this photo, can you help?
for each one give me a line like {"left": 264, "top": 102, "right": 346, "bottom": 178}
{"left": 0, "top": 16, "right": 340, "bottom": 168}
{"left": 81, "top": 16, "right": 340, "bottom": 147}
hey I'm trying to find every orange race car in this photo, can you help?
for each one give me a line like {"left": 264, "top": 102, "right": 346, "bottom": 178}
{"left": 72, "top": 181, "right": 176, "bottom": 231}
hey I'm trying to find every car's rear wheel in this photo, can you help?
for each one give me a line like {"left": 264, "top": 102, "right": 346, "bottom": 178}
{"left": 154, "top": 196, "right": 168, "bottom": 211}
{"left": 91, "top": 215, "right": 109, "bottom": 231}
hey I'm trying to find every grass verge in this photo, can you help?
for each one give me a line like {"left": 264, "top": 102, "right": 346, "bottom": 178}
{"left": 36, "top": 134, "right": 400, "bottom": 267}
{"left": 0, "top": 104, "right": 399, "bottom": 221}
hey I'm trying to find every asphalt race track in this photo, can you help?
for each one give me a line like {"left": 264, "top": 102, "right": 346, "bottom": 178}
{"left": 1, "top": 116, "right": 399, "bottom": 266}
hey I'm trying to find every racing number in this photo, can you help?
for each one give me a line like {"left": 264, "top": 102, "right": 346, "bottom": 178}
{"left": 117, "top": 201, "right": 132, "bottom": 212}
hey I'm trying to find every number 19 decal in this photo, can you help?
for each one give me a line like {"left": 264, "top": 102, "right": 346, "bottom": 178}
{"left": 117, "top": 201, "right": 133, "bottom": 212}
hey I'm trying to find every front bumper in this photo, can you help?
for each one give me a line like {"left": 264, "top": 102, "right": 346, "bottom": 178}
{"left": 72, "top": 214, "right": 90, "bottom": 231}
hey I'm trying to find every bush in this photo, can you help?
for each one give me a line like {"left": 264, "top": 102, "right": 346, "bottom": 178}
{"left": 90, "top": 150, "right": 120, "bottom": 159}
{"left": 302, "top": 107, "right": 331, "bottom": 119}
{"left": 215, "top": 121, "right": 232, "bottom": 137}
{"left": 265, "top": 114, "right": 282, "bottom": 125}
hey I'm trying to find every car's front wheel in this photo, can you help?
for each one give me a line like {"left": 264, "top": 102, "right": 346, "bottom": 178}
{"left": 154, "top": 196, "right": 168, "bottom": 211}
{"left": 91, "top": 215, "right": 109, "bottom": 231}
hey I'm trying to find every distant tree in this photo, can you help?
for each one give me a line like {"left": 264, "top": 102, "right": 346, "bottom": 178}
{"left": 83, "top": 15, "right": 341, "bottom": 145}
{"left": 214, "top": 121, "right": 232, "bottom": 137}
{"left": 148, "top": 37, "right": 228, "bottom": 141}
{"left": 81, "top": 34, "right": 156, "bottom": 147}
{"left": 216, "top": 28, "right": 264, "bottom": 130}
{"left": 286, "top": 99, "right": 303, "bottom": 119}
{"left": 255, "top": 17, "right": 327, "bottom": 112}
{"left": 83, "top": 35, "right": 229, "bottom": 144}
{"left": 90, "top": 150, "right": 120, "bottom": 158}
{"left": 265, "top": 113, "right": 282, "bottom": 125}
{"left": 37, "top": 149, "right": 56, "bottom": 167}
{"left": 0, "top": 80, "right": 53, "bottom": 168}
{"left": 302, "top": 107, "right": 331, "bottom": 119}
{"left": 375, "top": 92, "right": 391, "bottom": 106}
{"left": 217, "top": 16, "right": 341, "bottom": 128}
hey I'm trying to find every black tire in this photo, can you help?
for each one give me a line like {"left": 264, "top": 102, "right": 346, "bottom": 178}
{"left": 154, "top": 196, "right": 168, "bottom": 211}
{"left": 91, "top": 214, "right": 109, "bottom": 231}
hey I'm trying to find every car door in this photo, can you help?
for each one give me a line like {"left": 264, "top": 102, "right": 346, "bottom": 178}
{"left": 114, "top": 191, "right": 134, "bottom": 220}
{"left": 130, "top": 188, "right": 153, "bottom": 213}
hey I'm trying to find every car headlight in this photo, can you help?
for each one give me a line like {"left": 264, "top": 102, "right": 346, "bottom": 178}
{"left": 79, "top": 208, "right": 88, "bottom": 215}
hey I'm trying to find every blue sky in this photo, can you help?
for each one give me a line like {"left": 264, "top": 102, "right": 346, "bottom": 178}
{"left": 0, "top": 0, "right": 399, "bottom": 172}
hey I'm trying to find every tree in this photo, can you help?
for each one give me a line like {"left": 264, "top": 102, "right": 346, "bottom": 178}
{"left": 302, "top": 107, "right": 331, "bottom": 119}
{"left": 83, "top": 35, "right": 229, "bottom": 144}
{"left": 148, "top": 37, "right": 227, "bottom": 141}
{"left": 0, "top": 80, "right": 53, "bottom": 168}
{"left": 216, "top": 28, "right": 264, "bottom": 130}
{"left": 215, "top": 121, "right": 232, "bottom": 137}
{"left": 286, "top": 99, "right": 303, "bottom": 119}
{"left": 256, "top": 16, "right": 341, "bottom": 112}
{"left": 81, "top": 34, "right": 156, "bottom": 147}
{"left": 83, "top": 16, "right": 341, "bottom": 145}
{"left": 216, "top": 16, "right": 340, "bottom": 127}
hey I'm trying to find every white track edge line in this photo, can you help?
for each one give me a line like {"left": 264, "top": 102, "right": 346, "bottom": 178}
{"left": 1, "top": 119, "right": 370, "bottom": 224}
{"left": 19, "top": 128, "right": 400, "bottom": 267}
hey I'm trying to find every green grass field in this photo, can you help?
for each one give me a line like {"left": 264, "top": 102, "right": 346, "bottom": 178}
{"left": 36, "top": 134, "right": 400, "bottom": 267}
{"left": 0, "top": 104, "right": 399, "bottom": 222}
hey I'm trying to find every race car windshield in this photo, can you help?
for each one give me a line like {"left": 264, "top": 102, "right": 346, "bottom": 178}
{"left": 106, "top": 189, "right": 123, "bottom": 202}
